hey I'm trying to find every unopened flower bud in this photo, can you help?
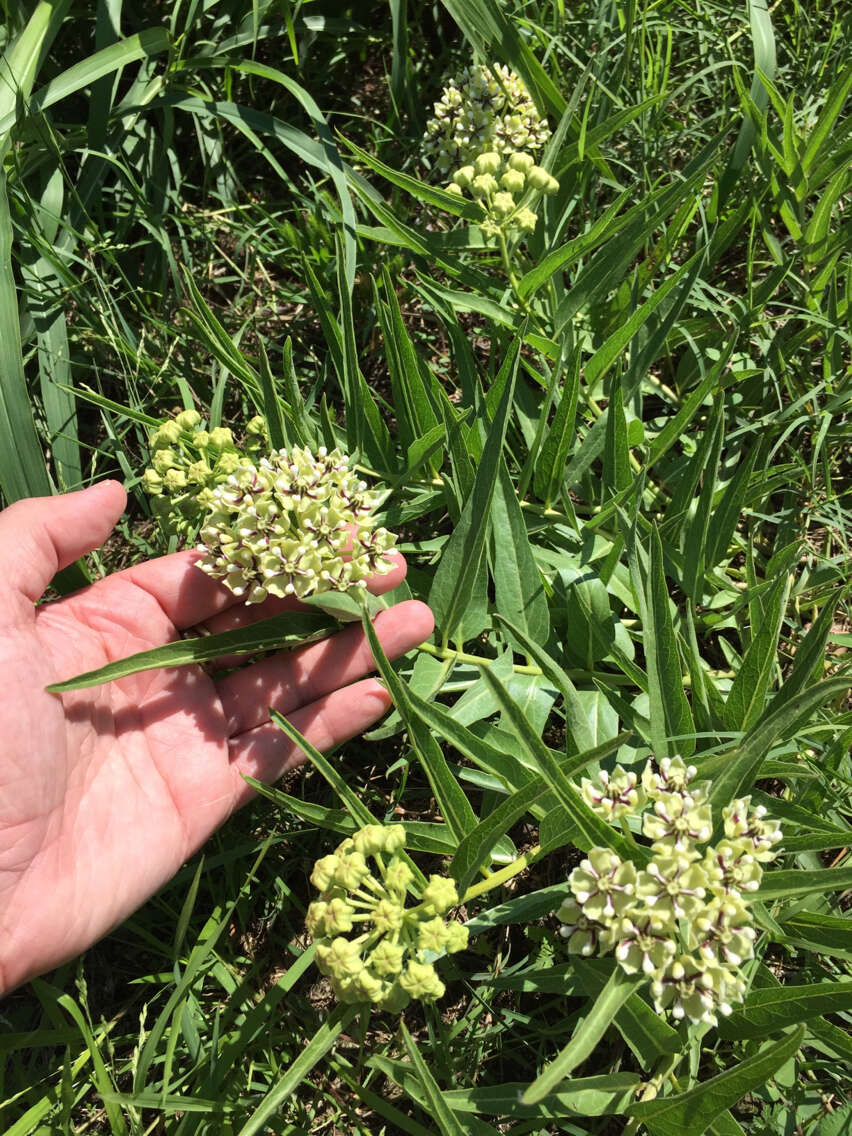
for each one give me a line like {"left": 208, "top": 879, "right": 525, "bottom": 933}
{"left": 471, "top": 173, "right": 498, "bottom": 198}
{"left": 474, "top": 150, "right": 501, "bottom": 175}
{"left": 527, "top": 165, "right": 559, "bottom": 194}
{"left": 152, "top": 421, "right": 182, "bottom": 449}
{"left": 508, "top": 151, "right": 534, "bottom": 173}
{"left": 500, "top": 168, "right": 526, "bottom": 195}
{"left": 399, "top": 960, "right": 444, "bottom": 1001}
{"left": 421, "top": 875, "right": 459, "bottom": 915}
{"left": 491, "top": 191, "right": 515, "bottom": 217}
{"left": 175, "top": 409, "right": 202, "bottom": 431}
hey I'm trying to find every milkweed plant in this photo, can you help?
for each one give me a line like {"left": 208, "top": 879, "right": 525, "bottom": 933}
{"left": 34, "top": 14, "right": 846, "bottom": 1130}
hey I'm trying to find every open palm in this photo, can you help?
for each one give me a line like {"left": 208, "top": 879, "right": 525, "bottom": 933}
{"left": 0, "top": 482, "right": 433, "bottom": 996}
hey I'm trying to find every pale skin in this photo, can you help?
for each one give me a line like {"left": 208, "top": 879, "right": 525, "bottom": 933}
{"left": 0, "top": 481, "right": 434, "bottom": 997}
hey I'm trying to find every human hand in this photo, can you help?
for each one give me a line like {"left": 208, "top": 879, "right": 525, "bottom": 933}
{"left": 0, "top": 482, "right": 433, "bottom": 996}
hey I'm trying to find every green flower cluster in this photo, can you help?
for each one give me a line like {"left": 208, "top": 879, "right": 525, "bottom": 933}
{"left": 142, "top": 410, "right": 267, "bottom": 538}
{"left": 446, "top": 149, "right": 559, "bottom": 239}
{"left": 307, "top": 826, "right": 468, "bottom": 1011}
{"left": 424, "top": 63, "right": 551, "bottom": 178}
{"left": 197, "top": 446, "right": 397, "bottom": 604}
{"left": 558, "top": 758, "right": 782, "bottom": 1026}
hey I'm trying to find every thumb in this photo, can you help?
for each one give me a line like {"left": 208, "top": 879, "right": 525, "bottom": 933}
{"left": 0, "top": 480, "right": 127, "bottom": 604}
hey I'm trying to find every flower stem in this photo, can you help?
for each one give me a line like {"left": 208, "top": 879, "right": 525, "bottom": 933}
{"left": 460, "top": 845, "right": 542, "bottom": 904}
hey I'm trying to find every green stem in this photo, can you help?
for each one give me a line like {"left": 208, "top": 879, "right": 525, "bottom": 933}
{"left": 497, "top": 228, "right": 532, "bottom": 315}
{"left": 622, "top": 1051, "right": 684, "bottom": 1135}
{"left": 460, "top": 845, "right": 542, "bottom": 904}
{"left": 415, "top": 641, "right": 638, "bottom": 684}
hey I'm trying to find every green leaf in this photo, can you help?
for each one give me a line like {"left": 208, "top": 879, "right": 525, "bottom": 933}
{"left": 766, "top": 599, "right": 836, "bottom": 713}
{"left": 491, "top": 459, "right": 550, "bottom": 650}
{"left": 704, "top": 675, "right": 852, "bottom": 820}
{"left": 754, "top": 865, "right": 852, "bottom": 901}
{"left": 533, "top": 344, "right": 580, "bottom": 506}
{"left": 571, "top": 958, "right": 680, "bottom": 1069}
{"left": 436, "top": 1, "right": 566, "bottom": 118}
{"left": 680, "top": 403, "right": 725, "bottom": 601}
{"left": 1, "top": 27, "right": 169, "bottom": 138}
{"left": 492, "top": 613, "right": 597, "bottom": 755}
{"left": 335, "top": 239, "right": 394, "bottom": 470}
{"left": 476, "top": 667, "right": 639, "bottom": 860}
{"left": 359, "top": 608, "right": 477, "bottom": 845}
{"left": 717, "top": 981, "right": 852, "bottom": 1040}
{"left": 46, "top": 613, "right": 336, "bottom": 692}
{"left": 777, "top": 911, "right": 852, "bottom": 954}
{"left": 717, "top": 0, "right": 777, "bottom": 206}
{"left": 0, "top": 168, "right": 52, "bottom": 503}
{"left": 628, "top": 1027, "right": 805, "bottom": 1136}
{"left": 585, "top": 251, "right": 705, "bottom": 393}
{"left": 704, "top": 444, "right": 759, "bottom": 570}
{"left": 451, "top": 781, "right": 546, "bottom": 894}
{"left": 553, "top": 567, "right": 617, "bottom": 672}
{"left": 442, "top": 1074, "right": 641, "bottom": 1118}
{"left": 636, "top": 525, "right": 695, "bottom": 758}
{"left": 236, "top": 1005, "right": 359, "bottom": 1136}
{"left": 341, "top": 133, "right": 482, "bottom": 221}
{"left": 428, "top": 337, "right": 520, "bottom": 645}
{"left": 257, "top": 339, "right": 288, "bottom": 450}
{"left": 376, "top": 268, "right": 439, "bottom": 457}
{"left": 399, "top": 1022, "right": 467, "bottom": 1136}
{"left": 723, "top": 573, "right": 789, "bottom": 731}
{"left": 602, "top": 371, "right": 631, "bottom": 494}
{"left": 801, "top": 61, "right": 852, "bottom": 176}
{"left": 522, "top": 967, "right": 639, "bottom": 1104}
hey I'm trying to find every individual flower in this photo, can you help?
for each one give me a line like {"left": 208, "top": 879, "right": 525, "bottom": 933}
{"left": 306, "top": 826, "right": 467, "bottom": 1011}
{"left": 423, "top": 63, "right": 551, "bottom": 176}
{"left": 642, "top": 756, "right": 699, "bottom": 799}
{"left": 636, "top": 854, "right": 708, "bottom": 921}
{"left": 642, "top": 791, "right": 713, "bottom": 855}
{"left": 569, "top": 848, "right": 637, "bottom": 922}
{"left": 650, "top": 953, "right": 723, "bottom": 1026}
{"left": 722, "top": 797, "right": 783, "bottom": 861}
{"left": 613, "top": 914, "right": 677, "bottom": 976}
{"left": 581, "top": 765, "right": 646, "bottom": 822}
{"left": 196, "top": 446, "right": 397, "bottom": 604}
{"left": 701, "top": 841, "right": 763, "bottom": 896}
{"left": 556, "top": 898, "right": 612, "bottom": 957}
{"left": 692, "top": 895, "right": 757, "bottom": 968}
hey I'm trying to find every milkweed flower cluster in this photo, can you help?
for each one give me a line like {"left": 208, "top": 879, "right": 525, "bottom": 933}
{"left": 196, "top": 446, "right": 397, "bottom": 604}
{"left": 306, "top": 826, "right": 469, "bottom": 1011}
{"left": 558, "top": 758, "right": 782, "bottom": 1026}
{"left": 423, "top": 63, "right": 557, "bottom": 243}
{"left": 424, "top": 63, "right": 551, "bottom": 177}
{"left": 447, "top": 150, "right": 559, "bottom": 239}
{"left": 142, "top": 411, "right": 267, "bottom": 537}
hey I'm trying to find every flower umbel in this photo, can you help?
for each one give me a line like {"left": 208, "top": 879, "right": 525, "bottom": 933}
{"left": 559, "top": 759, "right": 782, "bottom": 1027}
{"left": 423, "top": 63, "right": 550, "bottom": 177}
{"left": 307, "top": 825, "right": 468, "bottom": 1011}
{"left": 142, "top": 412, "right": 267, "bottom": 538}
{"left": 196, "top": 446, "right": 397, "bottom": 604}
